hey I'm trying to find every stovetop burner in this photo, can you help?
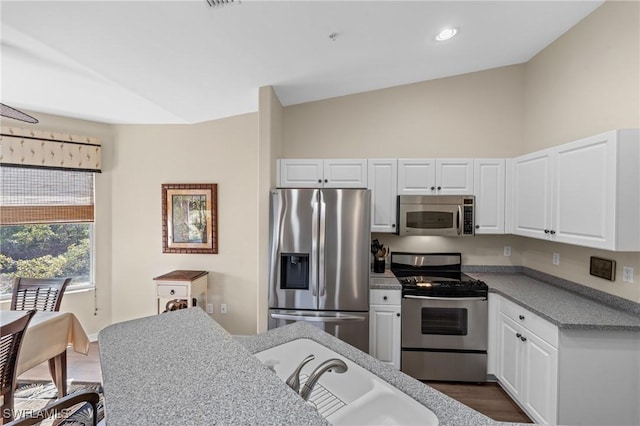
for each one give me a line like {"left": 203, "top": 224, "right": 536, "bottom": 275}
{"left": 391, "top": 252, "right": 488, "bottom": 298}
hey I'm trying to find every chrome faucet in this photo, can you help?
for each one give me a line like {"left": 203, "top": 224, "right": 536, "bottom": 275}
{"left": 299, "top": 358, "right": 348, "bottom": 401}
{"left": 286, "top": 354, "right": 315, "bottom": 393}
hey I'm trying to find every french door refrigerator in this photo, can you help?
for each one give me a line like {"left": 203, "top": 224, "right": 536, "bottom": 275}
{"left": 268, "top": 188, "right": 371, "bottom": 353}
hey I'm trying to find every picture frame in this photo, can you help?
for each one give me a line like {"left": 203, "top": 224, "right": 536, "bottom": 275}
{"left": 162, "top": 183, "right": 218, "bottom": 254}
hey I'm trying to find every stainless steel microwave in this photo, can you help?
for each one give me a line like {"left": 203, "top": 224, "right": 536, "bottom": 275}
{"left": 397, "top": 195, "right": 475, "bottom": 237}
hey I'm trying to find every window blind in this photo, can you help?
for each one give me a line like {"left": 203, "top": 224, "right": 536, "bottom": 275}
{"left": 0, "top": 166, "right": 94, "bottom": 225}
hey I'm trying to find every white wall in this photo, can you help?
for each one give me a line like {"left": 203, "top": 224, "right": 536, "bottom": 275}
{"left": 110, "top": 114, "right": 260, "bottom": 334}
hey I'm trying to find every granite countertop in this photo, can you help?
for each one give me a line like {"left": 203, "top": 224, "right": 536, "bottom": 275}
{"left": 99, "top": 308, "right": 523, "bottom": 426}
{"left": 369, "top": 269, "right": 402, "bottom": 290}
{"left": 469, "top": 272, "right": 640, "bottom": 331}
{"left": 99, "top": 309, "right": 326, "bottom": 426}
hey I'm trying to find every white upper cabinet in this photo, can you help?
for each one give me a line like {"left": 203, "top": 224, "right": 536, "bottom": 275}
{"left": 511, "top": 129, "right": 639, "bottom": 250}
{"left": 474, "top": 159, "right": 506, "bottom": 234}
{"left": 278, "top": 159, "right": 367, "bottom": 188}
{"left": 398, "top": 158, "right": 473, "bottom": 195}
{"left": 511, "top": 150, "right": 554, "bottom": 239}
{"left": 368, "top": 159, "right": 397, "bottom": 233}
{"left": 397, "top": 159, "right": 435, "bottom": 195}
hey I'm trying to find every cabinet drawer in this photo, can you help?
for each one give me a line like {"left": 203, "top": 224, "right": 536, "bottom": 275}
{"left": 157, "top": 284, "right": 188, "bottom": 298}
{"left": 500, "top": 296, "right": 558, "bottom": 347}
{"left": 370, "top": 289, "right": 401, "bottom": 305}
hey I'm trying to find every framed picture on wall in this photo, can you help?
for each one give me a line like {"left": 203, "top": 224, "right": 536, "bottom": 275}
{"left": 162, "top": 183, "right": 218, "bottom": 254}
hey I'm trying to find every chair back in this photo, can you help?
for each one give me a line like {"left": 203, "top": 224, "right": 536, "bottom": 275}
{"left": 4, "top": 389, "right": 100, "bottom": 426}
{"left": 10, "top": 278, "right": 71, "bottom": 312}
{"left": 1, "top": 310, "right": 36, "bottom": 424}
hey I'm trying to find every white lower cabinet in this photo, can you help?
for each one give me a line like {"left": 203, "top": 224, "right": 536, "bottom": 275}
{"left": 369, "top": 289, "right": 401, "bottom": 370}
{"left": 492, "top": 294, "right": 640, "bottom": 426}
{"left": 497, "top": 297, "right": 559, "bottom": 425}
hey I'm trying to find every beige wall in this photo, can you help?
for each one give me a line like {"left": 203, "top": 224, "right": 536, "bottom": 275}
{"left": 257, "top": 86, "right": 284, "bottom": 332}
{"left": 519, "top": 0, "right": 640, "bottom": 301}
{"left": 523, "top": 0, "right": 640, "bottom": 152}
{"left": 110, "top": 114, "right": 259, "bottom": 334}
{"left": 281, "top": 0, "right": 640, "bottom": 303}
{"left": 283, "top": 65, "right": 525, "bottom": 158}
{"left": 0, "top": 111, "right": 114, "bottom": 338}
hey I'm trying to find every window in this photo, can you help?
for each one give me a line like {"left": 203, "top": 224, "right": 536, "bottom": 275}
{"left": 0, "top": 167, "right": 95, "bottom": 295}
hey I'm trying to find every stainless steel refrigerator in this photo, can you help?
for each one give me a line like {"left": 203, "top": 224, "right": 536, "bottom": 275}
{"left": 268, "top": 188, "right": 371, "bottom": 353}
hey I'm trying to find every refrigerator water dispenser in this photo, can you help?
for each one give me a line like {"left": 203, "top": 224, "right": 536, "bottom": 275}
{"left": 280, "top": 253, "right": 309, "bottom": 290}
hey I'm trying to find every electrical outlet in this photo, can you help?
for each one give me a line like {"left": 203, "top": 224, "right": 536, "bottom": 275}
{"left": 552, "top": 252, "right": 560, "bottom": 265}
{"left": 623, "top": 266, "right": 634, "bottom": 283}
{"left": 221, "top": 303, "right": 228, "bottom": 314}
{"left": 206, "top": 304, "right": 214, "bottom": 314}
{"left": 503, "top": 246, "right": 512, "bottom": 257}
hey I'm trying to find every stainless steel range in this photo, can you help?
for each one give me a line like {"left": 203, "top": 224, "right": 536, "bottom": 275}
{"left": 391, "top": 252, "right": 488, "bottom": 382}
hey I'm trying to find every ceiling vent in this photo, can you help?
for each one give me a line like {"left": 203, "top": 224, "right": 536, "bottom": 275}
{"left": 205, "top": 0, "right": 237, "bottom": 7}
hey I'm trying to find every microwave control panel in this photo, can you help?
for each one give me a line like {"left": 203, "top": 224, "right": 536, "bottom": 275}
{"left": 463, "top": 203, "right": 474, "bottom": 235}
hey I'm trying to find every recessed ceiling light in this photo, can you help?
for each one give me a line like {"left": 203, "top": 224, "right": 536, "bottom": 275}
{"left": 435, "top": 28, "right": 458, "bottom": 41}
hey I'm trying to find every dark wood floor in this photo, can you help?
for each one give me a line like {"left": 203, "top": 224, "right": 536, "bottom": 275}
{"left": 20, "top": 342, "right": 531, "bottom": 423}
{"left": 427, "top": 381, "right": 532, "bottom": 423}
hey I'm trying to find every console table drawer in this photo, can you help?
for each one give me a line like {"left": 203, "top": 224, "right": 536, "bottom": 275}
{"left": 157, "top": 284, "right": 188, "bottom": 298}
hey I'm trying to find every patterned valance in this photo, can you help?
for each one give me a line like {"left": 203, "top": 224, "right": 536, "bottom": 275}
{"left": 0, "top": 126, "right": 101, "bottom": 172}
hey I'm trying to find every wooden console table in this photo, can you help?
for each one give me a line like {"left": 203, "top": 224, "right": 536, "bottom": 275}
{"left": 153, "top": 270, "right": 208, "bottom": 314}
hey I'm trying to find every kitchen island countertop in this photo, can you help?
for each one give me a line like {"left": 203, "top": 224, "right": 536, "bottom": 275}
{"left": 99, "top": 307, "right": 521, "bottom": 426}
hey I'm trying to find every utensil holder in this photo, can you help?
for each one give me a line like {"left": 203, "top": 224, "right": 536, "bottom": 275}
{"left": 373, "top": 257, "right": 385, "bottom": 273}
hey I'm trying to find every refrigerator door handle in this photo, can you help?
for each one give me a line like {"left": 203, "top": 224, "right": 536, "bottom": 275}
{"left": 311, "top": 194, "right": 320, "bottom": 298}
{"left": 270, "top": 313, "right": 365, "bottom": 323}
{"left": 318, "top": 191, "right": 326, "bottom": 297}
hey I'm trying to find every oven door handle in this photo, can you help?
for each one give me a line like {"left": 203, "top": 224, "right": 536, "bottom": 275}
{"left": 270, "top": 313, "right": 365, "bottom": 322}
{"left": 457, "top": 205, "right": 462, "bottom": 235}
{"left": 403, "top": 295, "right": 487, "bottom": 301}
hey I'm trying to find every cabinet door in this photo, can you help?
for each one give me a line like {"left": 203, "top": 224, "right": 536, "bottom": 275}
{"left": 522, "top": 331, "right": 558, "bottom": 425}
{"left": 369, "top": 304, "right": 401, "bottom": 370}
{"left": 553, "top": 134, "right": 615, "bottom": 249}
{"left": 512, "top": 150, "right": 553, "bottom": 239}
{"left": 278, "top": 159, "right": 324, "bottom": 188}
{"left": 323, "top": 159, "right": 367, "bottom": 188}
{"left": 436, "top": 159, "right": 474, "bottom": 194}
{"left": 368, "top": 159, "right": 397, "bottom": 233}
{"left": 474, "top": 159, "right": 505, "bottom": 234}
{"left": 397, "top": 159, "right": 436, "bottom": 195}
{"left": 497, "top": 313, "right": 522, "bottom": 401}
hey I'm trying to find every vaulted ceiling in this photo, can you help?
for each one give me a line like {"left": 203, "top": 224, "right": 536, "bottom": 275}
{"left": 1, "top": 1, "right": 603, "bottom": 124}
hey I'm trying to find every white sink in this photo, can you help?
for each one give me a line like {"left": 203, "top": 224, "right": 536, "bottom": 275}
{"left": 255, "top": 338, "right": 439, "bottom": 426}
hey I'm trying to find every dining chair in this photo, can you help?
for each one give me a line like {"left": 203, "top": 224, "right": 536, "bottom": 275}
{"left": 1, "top": 310, "right": 36, "bottom": 425}
{"left": 10, "top": 277, "right": 71, "bottom": 312}
{"left": 5, "top": 389, "right": 101, "bottom": 426}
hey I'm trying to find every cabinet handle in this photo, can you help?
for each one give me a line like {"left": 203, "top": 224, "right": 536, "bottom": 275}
{"left": 383, "top": 296, "right": 388, "bottom": 301}
{"left": 475, "top": 225, "right": 480, "bottom": 229}
{"left": 318, "top": 179, "right": 322, "bottom": 183}
{"left": 324, "top": 179, "right": 328, "bottom": 183}
{"left": 437, "top": 186, "right": 441, "bottom": 190}
{"left": 516, "top": 332, "right": 522, "bottom": 338}
{"left": 392, "top": 224, "right": 396, "bottom": 228}
{"left": 544, "top": 229, "right": 550, "bottom": 234}
{"left": 430, "top": 186, "right": 435, "bottom": 191}
{"left": 396, "top": 313, "right": 401, "bottom": 317}
{"left": 519, "top": 315, "right": 525, "bottom": 320}
{"left": 520, "top": 336, "right": 527, "bottom": 342}
{"left": 170, "top": 289, "right": 175, "bottom": 295}
{"left": 550, "top": 230, "right": 556, "bottom": 235}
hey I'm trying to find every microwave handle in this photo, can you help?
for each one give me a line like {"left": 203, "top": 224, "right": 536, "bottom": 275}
{"left": 457, "top": 205, "right": 462, "bottom": 235}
